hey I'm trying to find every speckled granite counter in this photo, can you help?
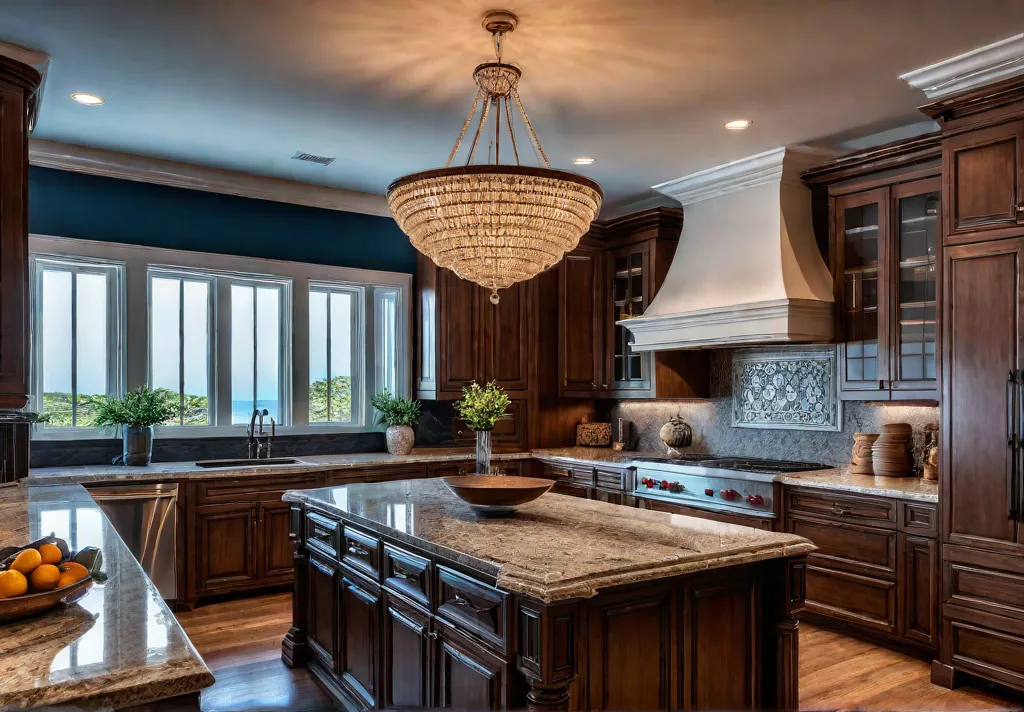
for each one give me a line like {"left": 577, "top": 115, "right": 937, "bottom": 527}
{"left": 0, "top": 483, "right": 213, "bottom": 709}
{"left": 27, "top": 448, "right": 532, "bottom": 485}
{"left": 777, "top": 467, "right": 939, "bottom": 502}
{"left": 284, "top": 479, "right": 815, "bottom": 603}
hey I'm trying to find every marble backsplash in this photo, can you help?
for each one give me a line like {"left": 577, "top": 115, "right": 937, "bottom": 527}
{"left": 599, "top": 350, "right": 938, "bottom": 467}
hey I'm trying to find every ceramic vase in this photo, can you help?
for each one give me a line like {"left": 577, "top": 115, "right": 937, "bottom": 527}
{"left": 475, "top": 430, "right": 493, "bottom": 474}
{"left": 123, "top": 425, "right": 154, "bottom": 466}
{"left": 385, "top": 425, "right": 415, "bottom": 456}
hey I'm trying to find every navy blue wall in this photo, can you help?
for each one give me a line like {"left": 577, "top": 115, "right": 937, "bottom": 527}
{"left": 28, "top": 166, "right": 416, "bottom": 273}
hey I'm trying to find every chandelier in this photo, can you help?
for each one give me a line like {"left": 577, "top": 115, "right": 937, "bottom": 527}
{"left": 386, "top": 10, "right": 603, "bottom": 304}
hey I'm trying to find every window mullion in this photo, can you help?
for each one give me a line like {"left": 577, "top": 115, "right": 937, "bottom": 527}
{"left": 178, "top": 280, "right": 185, "bottom": 426}
{"left": 70, "top": 270, "right": 78, "bottom": 428}
{"left": 326, "top": 289, "right": 333, "bottom": 423}
{"left": 252, "top": 285, "right": 258, "bottom": 414}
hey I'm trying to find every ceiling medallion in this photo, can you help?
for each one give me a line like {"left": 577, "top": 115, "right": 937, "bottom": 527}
{"left": 386, "top": 10, "right": 603, "bottom": 304}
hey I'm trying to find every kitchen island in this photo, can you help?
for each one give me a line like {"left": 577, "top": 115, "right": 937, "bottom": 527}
{"left": 282, "top": 479, "right": 814, "bottom": 711}
{"left": 0, "top": 483, "right": 213, "bottom": 709}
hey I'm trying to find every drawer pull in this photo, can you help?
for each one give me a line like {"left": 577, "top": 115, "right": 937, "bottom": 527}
{"left": 348, "top": 543, "right": 371, "bottom": 557}
{"left": 313, "top": 526, "right": 331, "bottom": 539}
{"left": 452, "top": 592, "right": 487, "bottom": 613}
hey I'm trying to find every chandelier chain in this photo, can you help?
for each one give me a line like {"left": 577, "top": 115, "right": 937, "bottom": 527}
{"left": 466, "top": 91, "right": 492, "bottom": 165}
{"left": 503, "top": 95, "right": 520, "bottom": 165}
{"left": 511, "top": 88, "right": 551, "bottom": 169}
{"left": 445, "top": 88, "right": 484, "bottom": 169}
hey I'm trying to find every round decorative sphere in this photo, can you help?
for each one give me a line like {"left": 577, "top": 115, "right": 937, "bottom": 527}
{"left": 659, "top": 415, "right": 692, "bottom": 449}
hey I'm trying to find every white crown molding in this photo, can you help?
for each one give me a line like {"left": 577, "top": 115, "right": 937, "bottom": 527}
{"left": 29, "top": 139, "right": 392, "bottom": 218}
{"left": 651, "top": 147, "right": 830, "bottom": 206}
{"left": 621, "top": 298, "right": 834, "bottom": 350}
{"left": 900, "top": 33, "right": 1024, "bottom": 100}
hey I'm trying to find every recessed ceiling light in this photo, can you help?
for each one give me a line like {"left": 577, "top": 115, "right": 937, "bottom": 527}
{"left": 725, "top": 119, "right": 752, "bottom": 130}
{"left": 573, "top": 157, "right": 595, "bottom": 165}
{"left": 70, "top": 93, "right": 105, "bottom": 106}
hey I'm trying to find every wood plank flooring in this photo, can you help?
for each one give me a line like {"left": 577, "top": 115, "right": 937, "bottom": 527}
{"left": 176, "top": 593, "right": 1022, "bottom": 711}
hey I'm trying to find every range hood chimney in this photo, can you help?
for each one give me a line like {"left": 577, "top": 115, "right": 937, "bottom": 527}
{"left": 623, "top": 147, "right": 834, "bottom": 350}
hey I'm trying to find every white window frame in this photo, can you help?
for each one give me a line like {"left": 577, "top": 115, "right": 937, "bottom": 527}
{"left": 28, "top": 253, "right": 126, "bottom": 435}
{"left": 29, "top": 235, "right": 412, "bottom": 440}
{"left": 308, "top": 281, "right": 365, "bottom": 426}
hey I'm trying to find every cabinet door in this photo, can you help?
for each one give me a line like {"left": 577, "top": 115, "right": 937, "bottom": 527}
{"left": 382, "top": 595, "right": 431, "bottom": 709}
{"left": 899, "top": 534, "right": 937, "bottom": 648}
{"left": 439, "top": 269, "right": 481, "bottom": 392}
{"left": 944, "top": 121, "right": 1024, "bottom": 241}
{"left": 610, "top": 244, "right": 652, "bottom": 391}
{"left": 435, "top": 627, "right": 506, "bottom": 710}
{"left": 943, "top": 239, "right": 1024, "bottom": 553}
{"left": 560, "top": 249, "right": 606, "bottom": 394}
{"left": 890, "top": 178, "right": 941, "bottom": 399}
{"left": 0, "top": 79, "right": 29, "bottom": 409}
{"left": 258, "top": 501, "right": 294, "bottom": 582}
{"left": 480, "top": 280, "right": 529, "bottom": 391}
{"left": 340, "top": 573, "right": 380, "bottom": 709}
{"left": 307, "top": 553, "right": 339, "bottom": 670}
{"left": 835, "top": 188, "right": 891, "bottom": 398}
{"left": 195, "top": 502, "right": 257, "bottom": 592}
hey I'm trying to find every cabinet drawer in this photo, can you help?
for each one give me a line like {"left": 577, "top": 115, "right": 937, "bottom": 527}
{"left": 595, "top": 467, "right": 627, "bottom": 491}
{"left": 305, "top": 512, "right": 340, "bottom": 560}
{"left": 382, "top": 543, "right": 432, "bottom": 610}
{"left": 364, "top": 464, "right": 427, "bottom": 483}
{"left": 342, "top": 526, "right": 380, "bottom": 580}
{"left": 786, "top": 488, "right": 896, "bottom": 527}
{"left": 427, "top": 461, "right": 473, "bottom": 478}
{"left": 196, "top": 474, "right": 322, "bottom": 504}
{"left": 789, "top": 515, "right": 897, "bottom": 578}
{"left": 436, "top": 565, "right": 510, "bottom": 653}
{"left": 943, "top": 545, "right": 1024, "bottom": 622}
{"left": 570, "top": 466, "right": 595, "bottom": 486}
{"left": 805, "top": 564, "right": 897, "bottom": 634}
{"left": 543, "top": 463, "right": 572, "bottom": 480}
{"left": 899, "top": 501, "right": 937, "bottom": 536}
{"left": 946, "top": 619, "right": 1024, "bottom": 690}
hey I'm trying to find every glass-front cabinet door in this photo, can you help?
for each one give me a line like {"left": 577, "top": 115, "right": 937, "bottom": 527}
{"left": 611, "top": 244, "right": 650, "bottom": 391}
{"left": 891, "top": 177, "right": 940, "bottom": 398}
{"left": 836, "top": 188, "right": 890, "bottom": 398}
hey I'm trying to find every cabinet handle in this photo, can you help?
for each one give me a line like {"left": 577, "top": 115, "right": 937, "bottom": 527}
{"left": 1017, "top": 205, "right": 1024, "bottom": 213}
{"left": 348, "top": 543, "right": 371, "bottom": 557}
{"left": 452, "top": 592, "right": 487, "bottom": 613}
{"left": 428, "top": 630, "right": 439, "bottom": 640}
{"left": 1010, "top": 371, "right": 1021, "bottom": 521}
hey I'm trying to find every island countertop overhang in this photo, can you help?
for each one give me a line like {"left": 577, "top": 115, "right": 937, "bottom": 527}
{"left": 283, "top": 479, "right": 816, "bottom": 603}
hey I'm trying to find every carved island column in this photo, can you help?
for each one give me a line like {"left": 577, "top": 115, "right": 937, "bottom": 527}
{"left": 281, "top": 505, "right": 310, "bottom": 667}
{"left": 0, "top": 54, "right": 42, "bottom": 483}
{"left": 516, "top": 599, "right": 581, "bottom": 711}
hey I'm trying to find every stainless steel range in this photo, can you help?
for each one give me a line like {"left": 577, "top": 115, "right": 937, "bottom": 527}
{"left": 633, "top": 455, "right": 830, "bottom": 520}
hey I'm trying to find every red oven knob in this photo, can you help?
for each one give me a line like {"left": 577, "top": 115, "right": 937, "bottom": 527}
{"left": 660, "top": 480, "right": 670, "bottom": 490}
{"left": 704, "top": 488, "right": 714, "bottom": 497}
{"left": 720, "top": 489, "right": 738, "bottom": 500}
{"left": 746, "top": 494, "right": 765, "bottom": 506}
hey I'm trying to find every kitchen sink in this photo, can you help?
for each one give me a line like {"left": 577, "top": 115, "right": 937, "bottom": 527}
{"left": 194, "top": 457, "right": 301, "bottom": 468}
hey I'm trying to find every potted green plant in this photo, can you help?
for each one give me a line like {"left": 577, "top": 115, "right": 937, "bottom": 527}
{"left": 93, "top": 386, "right": 177, "bottom": 466}
{"left": 454, "top": 381, "right": 511, "bottom": 474}
{"left": 371, "top": 389, "right": 422, "bottom": 456}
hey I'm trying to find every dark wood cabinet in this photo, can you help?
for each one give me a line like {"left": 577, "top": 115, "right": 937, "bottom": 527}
{"left": 383, "top": 594, "right": 431, "bottom": 708}
{"left": 438, "top": 268, "right": 481, "bottom": 393}
{"left": 340, "top": 571, "right": 381, "bottom": 710}
{"left": 259, "top": 500, "right": 295, "bottom": 581}
{"left": 556, "top": 209, "right": 709, "bottom": 400}
{"left": 942, "top": 238, "right": 1024, "bottom": 555}
{"left": 943, "top": 121, "right": 1024, "bottom": 242}
{"left": 899, "top": 534, "right": 937, "bottom": 648}
{"left": 435, "top": 625, "right": 508, "bottom": 711}
{"left": 307, "top": 553, "right": 339, "bottom": 670}
{"left": 195, "top": 502, "right": 258, "bottom": 592}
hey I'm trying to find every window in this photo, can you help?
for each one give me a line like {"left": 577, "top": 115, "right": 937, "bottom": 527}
{"left": 30, "top": 255, "right": 123, "bottom": 428}
{"left": 148, "top": 271, "right": 213, "bottom": 425}
{"left": 309, "top": 284, "right": 362, "bottom": 424}
{"left": 29, "top": 235, "right": 410, "bottom": 438}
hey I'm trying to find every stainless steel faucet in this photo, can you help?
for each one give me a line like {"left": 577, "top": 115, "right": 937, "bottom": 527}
{"left": 246, "top": 408, "right": 274, "bottom": 459}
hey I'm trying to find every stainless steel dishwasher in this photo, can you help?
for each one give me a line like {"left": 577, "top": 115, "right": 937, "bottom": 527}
{"left": 87, "top": 482, "right": 178, "bottom": 601}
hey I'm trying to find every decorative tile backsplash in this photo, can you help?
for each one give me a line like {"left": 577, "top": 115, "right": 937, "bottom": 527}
{"left": 600, "top": 348, "right": 938, "bottom": 466}
{"left": 732, "top": 347, "right": 841, "bottom": 431}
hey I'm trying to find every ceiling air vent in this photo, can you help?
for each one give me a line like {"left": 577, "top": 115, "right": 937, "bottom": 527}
{"left": 291, "top": 151, "right": 336, "bottom": 166}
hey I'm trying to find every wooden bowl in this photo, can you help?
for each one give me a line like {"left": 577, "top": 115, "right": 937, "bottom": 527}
{"left": 0, "top": 575, "right": 94, "bottom": 623}
{"left": 443, "top": 475, "right": 554, "bottom": 516}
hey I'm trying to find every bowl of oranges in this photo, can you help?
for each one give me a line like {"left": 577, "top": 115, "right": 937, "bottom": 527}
{"left": 0, "top": 536, "right": 103, "bottom": 622}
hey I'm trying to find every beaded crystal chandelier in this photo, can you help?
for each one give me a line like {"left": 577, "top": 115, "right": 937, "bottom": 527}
{"left": 386, "top": 10, "right": 603, "bottom": 304}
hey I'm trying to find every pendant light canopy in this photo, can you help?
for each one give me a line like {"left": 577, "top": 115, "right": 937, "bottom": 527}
{"left": 386, "top": 10, "right": 603, "bottom": 303}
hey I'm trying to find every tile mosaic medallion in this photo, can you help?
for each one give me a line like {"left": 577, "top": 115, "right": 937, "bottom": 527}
{"left": 732, "top": 348, "right": 841, "bottom": 431}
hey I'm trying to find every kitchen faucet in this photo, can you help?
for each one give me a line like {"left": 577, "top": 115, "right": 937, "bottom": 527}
{"left": 246, "top": 408, "right": 274, "bottom": 459}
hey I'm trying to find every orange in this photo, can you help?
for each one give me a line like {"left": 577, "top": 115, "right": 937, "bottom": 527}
{"left": 38, "top": 543, "right": 63, "bottom": 566}
{"left": 29, "top": 563, "right": 61, "bottom": 591}
{"left": 58, "top": 561, "right": 90, "bottom": 588}
{"left": 0, "top": 569, "right": 27, "bottom": 598}
{"left": 10, "top": 548, "right": 41, "bottom": 575}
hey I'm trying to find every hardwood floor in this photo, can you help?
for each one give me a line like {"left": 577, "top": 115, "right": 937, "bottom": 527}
{"left": 176, "top": 593, "right": 1022, "bottom": 711}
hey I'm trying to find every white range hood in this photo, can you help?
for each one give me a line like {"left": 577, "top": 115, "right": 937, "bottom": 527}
{"left": 622, "top": 147, "right": 834, "bottom": 351}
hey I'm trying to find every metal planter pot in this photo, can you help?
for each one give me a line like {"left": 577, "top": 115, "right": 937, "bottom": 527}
{"left": 123, "top": 425, "right": 154, "bottom": 466}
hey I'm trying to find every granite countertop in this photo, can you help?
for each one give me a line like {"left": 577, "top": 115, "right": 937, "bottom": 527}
{"left": 0, "top": 483, "right": 213, "bottom": 708}
{"left": 27, "top": 448, "right": 532, "bottom": 485}
{"left": 777, "top": 467, "right": 939, "bottom": 503}
{"left": 285, "top": 479, "right": 815, "bottom": 603}
{"left": 530, "top": 447, "right": 666, "bottom": 466}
